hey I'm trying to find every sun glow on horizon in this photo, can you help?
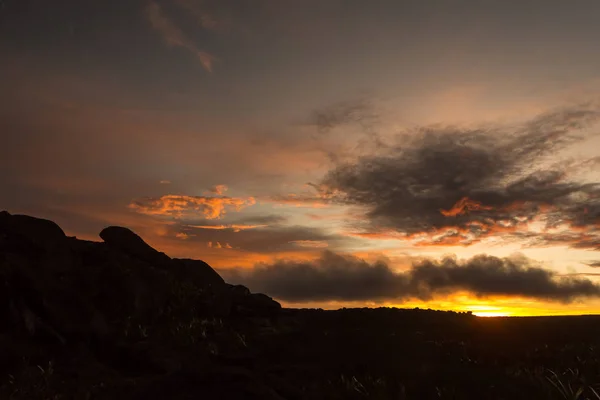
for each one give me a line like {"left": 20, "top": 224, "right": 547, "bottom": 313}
{"left": 472, "top": 311, "right": 511, "bottom": 317}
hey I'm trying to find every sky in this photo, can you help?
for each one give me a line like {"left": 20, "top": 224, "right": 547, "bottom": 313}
{"left": 2, "top": 0, "right": 600, "bottom": 316}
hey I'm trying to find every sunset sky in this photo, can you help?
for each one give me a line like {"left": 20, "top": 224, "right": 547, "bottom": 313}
{"left": 2, "top": 0, "right": 600, "bottom": 316}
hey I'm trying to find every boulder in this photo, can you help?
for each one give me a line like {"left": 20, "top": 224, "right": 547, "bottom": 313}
{"left": 229, "top": 284, "right": 251, "bottom": 297}
{"left": 99, "top": 226, "right": 171, "bottom": 266}
{"left": 234, "top": 293, "right": 281, "bottom": 317}
{"left": 224, "top": 285, "right": 281, "bottom": 317}
{"left": 171, "top": 258, "right": 225, "bottom": 288}
{"left": 0, "top": 211, "right": 66, "bottom": 253}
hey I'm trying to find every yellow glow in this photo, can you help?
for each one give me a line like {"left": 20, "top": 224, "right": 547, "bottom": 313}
{"left": 473, "top": 311, "right": 510, "bottom": 317}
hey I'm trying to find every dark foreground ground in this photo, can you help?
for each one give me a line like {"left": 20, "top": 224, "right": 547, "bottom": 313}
{"left": 2, "top": 211, "right": 600, "bottom": 399}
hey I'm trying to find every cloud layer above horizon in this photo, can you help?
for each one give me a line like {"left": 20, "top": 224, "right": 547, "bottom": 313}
{"left": 222, "top": 251, "right": 600, "bottom": 303}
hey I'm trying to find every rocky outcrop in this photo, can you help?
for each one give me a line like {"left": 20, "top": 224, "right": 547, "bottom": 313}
{"left": 99, "top": 226, "right": 172, "bottom": 266}
{"left": 0, "top": 210, "right": 283, "bottom": 399}
{"left": 0, "top": 212, "right": 67, "bottom": 253}
{"left": 171, "top": 258, "right": 225, "bottom": 288}
{"left": 1, "top": 211, "right": 280, "bottom": 339}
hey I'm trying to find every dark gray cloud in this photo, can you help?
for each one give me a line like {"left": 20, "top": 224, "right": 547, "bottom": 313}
{"left": 316, "top": 105, "right": 600, "bottom": 248}
{"left": 222, "top": 251, "right": 600, "bottom": 303}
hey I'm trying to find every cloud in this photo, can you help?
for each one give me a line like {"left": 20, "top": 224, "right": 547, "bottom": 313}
{"left": 131, "top": 211, "right": 343, "bottom": 255}
{"left": 145, "top": 1, "right": 216, "bottom": 72}
{"left": 175, "top": 232, "right": 192, "bottom": 239}
{"left": 262, "top": 185, "right": 340, "bottom": 208}
{"left": 288, "top": 240, "right": 329, "bottom": 248}
{"left": 174, "top": 0, "right": 228, "bottom": 32}
{"left": 188, "top": 223, "right": 267, "bottom": 232}
{"left": 169, "top": 223, "right": 354, "bottom": 254}
{"left": 206, "top": 184, "right": 228, "bottom": 195}
{"left": 316, "top": 105, "right": 600, "bottom": 249}
{"left": 236, "top": 214, "right": 288, "bottom": 225}
{"left": 129, "top": 194, "right": 255, "bottom": 219}
{"left": 223, "top": 251, "right": 600, "bottom": 303}
{"left": 264, "top": 194, "right": 331, "bottom": 208}
{"left": 310, "top": 98, "right": 379, "bottom": 135}
{"left": 585, "top": 261, "right": 600, "bottom": 268}
{"left": 178, "top": 213, "right": 286, "bottom": 232}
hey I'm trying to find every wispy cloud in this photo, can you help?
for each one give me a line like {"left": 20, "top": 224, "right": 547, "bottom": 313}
{"left": 174, "top": 0, "right": 228, "bottom": 32}
{"left": 263, "top": 185, "right": 340, "bottom": 208}
{"left": 129, "top": 194, "right": 255, "bottom": 219}
{"left": 264, "top": 194, "right": 331, "bottom": 208}
{"left": 145, "top": 1, "right": 216, "bottom": 72}
{"left": 289, "top": 240, "right": 329, "bottom": 248}
{"left": 310, "top": 98, "right": 379, "bottom": 135}
{"left": 188, "top": 223, "right": 267, "bottom": 232}
{"left": 165, "top": 221, "right": 355, "bottom": 254}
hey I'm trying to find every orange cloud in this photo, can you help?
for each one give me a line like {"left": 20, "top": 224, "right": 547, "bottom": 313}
{"left": 440, "top": 197, "right": 493, "bottom": 217}
{"left": 289, "top": 240, "right": 329, "bottom": 248}
{"left": 188, "top": 224, "right": 267, "bottom": 232}
{"left": 207, "top": 241, "right": 233, "bottom": 250}
{"left": 145, "top": 1, "right": 216, "bottom": 72}
{"left": 129, "top": 194, "right": 255, "bottom": 219}
{"left": 343, "top": 230, "right": 406, "bottom": 240}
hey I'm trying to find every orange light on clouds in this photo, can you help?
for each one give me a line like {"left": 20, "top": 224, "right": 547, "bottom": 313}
{"left": 440, "top": 197, "right": 493, "bottom": 217}
{"left": 289, "top": 240, "right": 329, "bottom": 248}
{"left": 188, "top": 224, "right": 267, "bottom": 232}
{"left": 129, "top": 194, "right": 256, "bottom": 219}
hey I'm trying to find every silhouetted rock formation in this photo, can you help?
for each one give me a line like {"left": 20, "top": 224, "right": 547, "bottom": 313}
{"left": 0, "top": 211, "right": 67, "bottom": 253}
{"left": 170, "top": 258, "right": 225, "bottom": 288}
{"left": 2, "top": 211, "right": 280, "bottom": 338}
{"left": 0, "top": 211, "right": 282, "bottom": 399}
{"left": 99, "top": 225, "right": 172, "bottom": 266}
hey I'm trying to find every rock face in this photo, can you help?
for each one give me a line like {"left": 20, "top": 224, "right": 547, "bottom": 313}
{"left": 99, "top": 226, "right": 172, "bottom": 266}
{"left": 171, "top": 258, "right": 225, "bottom": 288}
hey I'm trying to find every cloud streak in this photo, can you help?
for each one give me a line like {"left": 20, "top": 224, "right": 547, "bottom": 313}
{"left": 223, "top": 251, "right": 600, "bottom": 303}
{"left": 188, "top": 223, "right": 267, "bottom": 232}
{"left": 145, "top": 1, "right": 216, "bottom": 72}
